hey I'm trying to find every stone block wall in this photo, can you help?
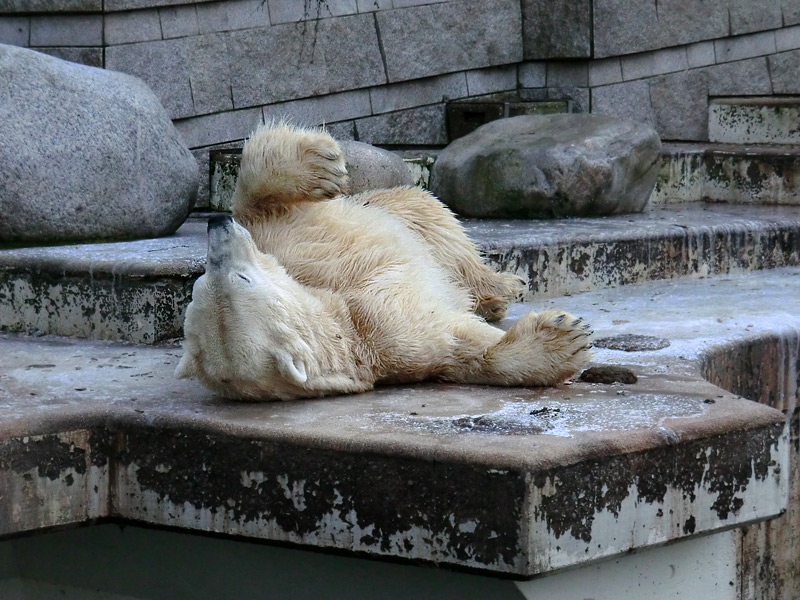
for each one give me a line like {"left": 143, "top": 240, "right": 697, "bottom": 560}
{"left": 590, "top": 25, "right": 800, "bottom": 141}
{"left": 2, "top": 0, "right": 799, "bottom": 205}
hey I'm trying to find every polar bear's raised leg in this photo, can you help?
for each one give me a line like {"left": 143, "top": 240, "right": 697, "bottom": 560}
{"left": 444, "top": 310, "right": 591, "bottom": 386}
{"left": 358, "top": 187, "right": 525, "bottom": 321}
{"left": 232, "top": 122, "right": 349, "bottom": 221}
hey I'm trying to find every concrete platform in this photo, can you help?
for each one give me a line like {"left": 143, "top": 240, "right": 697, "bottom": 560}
{"left": 0, "top": 268, "right": 795, "bottom": 578}
{"left": 3, "top": 203, "right": 800, "bottom": 343}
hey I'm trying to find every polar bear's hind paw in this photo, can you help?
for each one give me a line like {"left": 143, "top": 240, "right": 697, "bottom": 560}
{"left": 482, "top": 309, "right": 592, "bottom": 386}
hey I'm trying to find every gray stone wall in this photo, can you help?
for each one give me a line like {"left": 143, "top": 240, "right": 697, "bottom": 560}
{"left": 2, "top": 0, "right": 799, "bottom": 205}
{"left": 590, "top": 27, "right": 800, "bottom": 141}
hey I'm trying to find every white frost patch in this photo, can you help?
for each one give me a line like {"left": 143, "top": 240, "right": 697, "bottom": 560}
{"left": 368, "top": 393, "right": 704, "bottom": 438}
{"left": 458, "top": 519, "right": 478, "bottom": 533}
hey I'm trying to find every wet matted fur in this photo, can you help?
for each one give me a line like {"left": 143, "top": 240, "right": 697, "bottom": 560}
{"left": 176, "top": 123, "right": 591, "bottom": 400}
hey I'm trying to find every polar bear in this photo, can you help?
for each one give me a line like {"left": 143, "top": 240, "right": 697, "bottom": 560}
{"left": 176, "top": 123, "right": 591, "bottom": 400}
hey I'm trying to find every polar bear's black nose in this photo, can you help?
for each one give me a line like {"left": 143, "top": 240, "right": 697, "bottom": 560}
{"left": 208, "top": 213, "right": 233, "bottom": 231}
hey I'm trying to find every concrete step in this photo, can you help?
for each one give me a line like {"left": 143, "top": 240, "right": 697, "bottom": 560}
{"left": 0, "top": 267, "right": 795, "bottom": 577}
{"left": 0, "top": 222, "right": 206, "bottom": 344}
{"left": 212, "top": 141, "right": 800, "bottom": 210}
{"left": 3, "top": 204, "right": 800, "bottom": 343}
{"left": 474, "top": 202, "right": 800, "bottom": 297}
{"left": 651, "top": 142, "right": 800, "bottom": 205}
{"left": 709, "top": 97, "right": 800, "bottom": 145}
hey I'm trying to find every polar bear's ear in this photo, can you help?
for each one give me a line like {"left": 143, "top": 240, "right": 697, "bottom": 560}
{"left": 276, "top": 351, "right": 308, "bottom": 385}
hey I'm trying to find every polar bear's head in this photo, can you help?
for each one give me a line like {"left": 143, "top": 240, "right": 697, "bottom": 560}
{"left": 175, "top": 214, "right": 313, "bottom": 400}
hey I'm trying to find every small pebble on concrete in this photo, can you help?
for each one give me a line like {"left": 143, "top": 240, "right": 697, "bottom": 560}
{"left": 579, "top": 365, "right": 639, "bottom": 384}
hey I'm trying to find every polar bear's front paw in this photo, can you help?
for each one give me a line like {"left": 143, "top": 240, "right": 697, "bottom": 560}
{"left": 475, "top": 272, "right": 526, "bottom": 322}
{"left": 303, "top": 138, "right": 349, "bottom": 200}
{"left": 233, "top": 123, "right": 350, "bottom": 217}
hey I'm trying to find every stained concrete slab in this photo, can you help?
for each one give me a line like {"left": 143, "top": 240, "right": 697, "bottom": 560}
{"left": 472, "top": 202, "right": 800, "bottom": 297}
{"left": 0, "top": 268, "right": 796, "bottom": 577}
{"left": 0, "top": 222, "right": 206, "bottom": 343}
{"left": 3, "top": 204, "right": 800, "bottom": 342}
{"left": 652, "top": 142, "right": 800, "bottom": 205}
{"left": 709, "top": 97, "right": 800, "bottom": 145}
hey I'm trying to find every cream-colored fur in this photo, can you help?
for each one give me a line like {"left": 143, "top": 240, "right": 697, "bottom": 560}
{"left": 176, "top": 123, "right": 591, "bottom": 400}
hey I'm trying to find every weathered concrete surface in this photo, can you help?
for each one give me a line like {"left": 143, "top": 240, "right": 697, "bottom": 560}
{"left": 522, "top": 269, "right": 800, "bottom": 595}
{"left": 0, "top": 44, "right": 198, "bottom": 243}
{"left": 5, "top": 205, "right": 800, "bottom": 342}
{"left": 653, "top": 143, "right": 800, "bottom": 205}
{"left": 703, "top": 332, "right": 800, "bottom": 598}
{"left": 0, "top": 268, "right": 797, "bottom": 577}
{"left": 0, "top": 222, "right": 205, "bottom": 343}
{"left": 709, "top": 97, "right": 800, "bottom": 145}
{"left": 430, "top": 114, "right": 661, "bottom": 218}
{"left": 472, "top": 203, "right": 800, "bottom": 298}
{"left": 516, "top": 268, "right": 800, "bottom": 580}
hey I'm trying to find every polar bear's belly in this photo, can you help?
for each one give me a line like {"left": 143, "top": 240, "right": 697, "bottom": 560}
{"left": 254, "top": 200, "right": 445, "bottom": 296}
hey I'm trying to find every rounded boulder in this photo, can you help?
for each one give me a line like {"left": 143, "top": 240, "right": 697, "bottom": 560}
{"left": 0, "top": 44, "right": 198, "bottom": 243}
{"left": 430, "top": 114, "right": 661, "bottom": 219}
{"left": 340, "top": 140, "right": 415, "bottom": 193}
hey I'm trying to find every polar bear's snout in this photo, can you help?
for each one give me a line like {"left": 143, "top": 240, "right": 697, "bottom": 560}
{"left": 207, "top": 213, "right": 233, "bottom": 231}
{"left": 206, "top": 214, "right": 256, "bottom": 270}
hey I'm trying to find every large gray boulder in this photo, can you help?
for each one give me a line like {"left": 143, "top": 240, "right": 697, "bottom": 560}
{"left": 430, "top": 114, "right": 661, "bottom": 219}
{"left": 340, "top": 140, "right": 415, "bottom": 193}
{"left": 0, "top": 44, "right": 198, "bottom": 243}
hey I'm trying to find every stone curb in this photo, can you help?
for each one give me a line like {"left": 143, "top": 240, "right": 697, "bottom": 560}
{"left": 709, "top": 97, "right": 800, "bottom": 145}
